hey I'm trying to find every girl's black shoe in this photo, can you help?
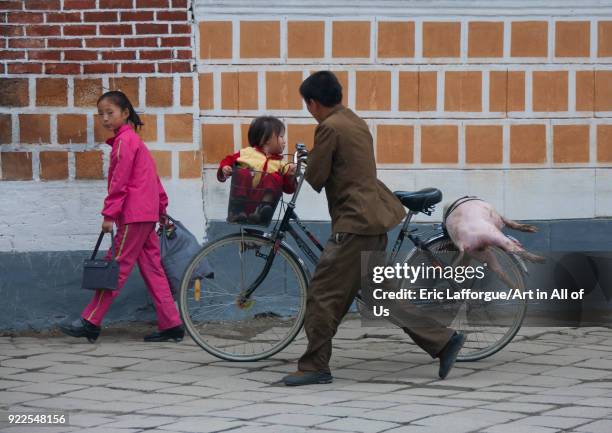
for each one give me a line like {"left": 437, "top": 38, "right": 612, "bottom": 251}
{"left": 59, "top": 318, "right": 101, "bottom": 343}
{"left": 144, "top": 325, "right": 184, "bottom": 342}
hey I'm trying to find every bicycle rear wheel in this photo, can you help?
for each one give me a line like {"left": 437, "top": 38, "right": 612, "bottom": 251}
{"left": 402, "top": 233, "right": 527, "bottom": 361}
{"left": 178, "top": 233, "right": 308, "bottom": 361}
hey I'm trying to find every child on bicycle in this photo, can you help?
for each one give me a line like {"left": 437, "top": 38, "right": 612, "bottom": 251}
{"left": 60, "top": 90, "right": 184, "bottom": 344}
{"left": 217, "top": 116, "right": 297, "bottom": 223}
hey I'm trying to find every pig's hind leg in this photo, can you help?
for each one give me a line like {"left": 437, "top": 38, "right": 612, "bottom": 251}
{"left": 502, "top": 217, "right": 538, "bottom": 233}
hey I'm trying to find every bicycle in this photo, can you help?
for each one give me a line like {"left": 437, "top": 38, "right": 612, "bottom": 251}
{"left": 178, "top": 144, "right": 528, "bottom": 362}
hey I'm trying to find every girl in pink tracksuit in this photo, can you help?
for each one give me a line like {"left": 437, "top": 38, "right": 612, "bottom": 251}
{"left": 60, "top": 90, "right": 183, "bottom": 343}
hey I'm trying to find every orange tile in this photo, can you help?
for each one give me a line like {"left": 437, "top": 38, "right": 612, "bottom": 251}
{"left": 555, "top": 21, "right": 590, "bottom": 57}
{"left": 266, "top": 71, "right": 303, "bottom": 110}
{"left": 199, "top": 73, "right": 214, "bottom": 110}
{"left": 199, "top": 21, "right": 232, "bottom": 59}
{"left": 468, "top": 22, "right": 504, "bottom": 58}
{"left": 240, "top": 21, "right": 280, "bottom": 58}
{"left": 376, "top": 124, "right": 413, "bottom": 164}
{"left": 444, "top": 71, "right": 482, "bottom": 112}
{"left": 355, "top": 71, "right": 391, "bottom": 111}
{"left": 398, "top": 71, "right": 419, "bottom": 111}
{"left": 421, "top": 125, "right": 458, "bottom": 163}
{"left": 288, "top": 124, "right": 317, "bottom": 151}
{"left": 422, "top": 22, "right": 460, "bottom": 58}
{"left": 108, "top": 77, "right": 139, "bottom": 107}
{"left": 576, "top": 70, "right": 594, "bottom": 112}
{"left": 288, "top": 21, "right": 324, "bottom": 58}
{"left": 332, "top": 21, "right": 371, "bottom": 58}
{"left": 18, "top": 114, "right": 50, "bottom": 144}
{"left": 39, "top": 151, "right": 68, "bottom": 181}
{"left": 532, "top": 71, "right": 568, "bottom": 112}
{"left": 151, "top": 150, "right": 172, "bottom": 178}
{"left": 598, "top": 21, "right": 612, "bottom": 57}
{"left": 179, "top": 151, "right": 202, "bottom": 178}
{"left": 165, "top": 114, "right": 193, "bottom": 143}
{"left": 146, "top": 77, "right": 173, "bottom": 107}
{"left": 377, "top": 21, "right": 414, "bottom": 58}
{"left": 202, "top": 123, "right": 234, "bottom": 163}
{"left": 508, "top": 71, "right": 526, "bottom": 111}
{"left": 241, "top": 123, "right": 251, "bottom": 148}
{"left": 510, "top": 124, "right": 546, "bottom": 163}
{"left": 511, "top": 21, "right": 548, "bottom": 57}
{"left": 489, "top": 71, "right": 507, "bottom": 112}
{"left": 221, "top": 72, "right": 258, "bottom": 110}
{"left": 137, "top": 114, "right": 157, "bottom": 143}
{"left": 1, "top": 152, "right": 32, "bottom": 181}
{"left": 75, "top": 151, "right": 104, "bottom": 179}
{"left": 74, "top": 79, "right": 102, "bottom": 107}
{"left": 57, "top": 114, "right": 87, "bottom": 144}
{"left": 180, "top": 77, "right": 193, "bottom": 106}
{"left": 595, "top": 70, "right": 612, "bottom": 111}
{"left": 36, "top": 78, "right": 67, "bottom": 106}
{"left": 553, "top": 125, "right": 589, "bottom": 163}
{"left": 597, "top": 124, "right": 612, "bottom": 162}
{"left": 465, "top": 125, "right": 503, "bottom": 164}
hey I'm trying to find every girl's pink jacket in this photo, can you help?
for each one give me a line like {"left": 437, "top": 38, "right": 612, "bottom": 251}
{"left": 102, "top": 124, "right": 168, "bottom": 224}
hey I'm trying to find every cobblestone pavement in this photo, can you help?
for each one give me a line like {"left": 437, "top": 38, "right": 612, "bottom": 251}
{"left": 1, "top": 319, "right": 612, "bottom": 433}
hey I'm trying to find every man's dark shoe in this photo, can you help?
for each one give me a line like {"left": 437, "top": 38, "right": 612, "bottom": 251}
{"left": 144, "top": 325, "right": 184, "bottom": 342}
{"left": 438, "top": 332, "right": 466, "bottom": 379}
{"left": 282, "top": 370, "right": 333, "bottom": 386}
{"left": 59, "top": 318, "right": 100, "bottom": 343}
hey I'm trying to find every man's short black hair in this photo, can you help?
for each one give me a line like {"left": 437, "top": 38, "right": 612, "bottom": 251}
{"left": 299, "top": 71, "right": 343, "bottom": 107}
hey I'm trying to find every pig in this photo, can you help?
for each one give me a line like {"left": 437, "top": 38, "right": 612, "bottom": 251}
{"left": 443, "top": 196, "right": 545, "bottom": 290}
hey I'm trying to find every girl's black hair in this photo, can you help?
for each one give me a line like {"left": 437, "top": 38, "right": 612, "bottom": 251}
{"left": 247, "top": 116, "right": 285, "bottom": 148}
{"left": 97, "top": 90, "right": 143, "bottom": 131}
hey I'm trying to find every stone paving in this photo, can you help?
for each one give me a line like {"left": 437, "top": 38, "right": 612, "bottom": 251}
{"left": 1, "top": 318, "right": 612, "bottom": 433}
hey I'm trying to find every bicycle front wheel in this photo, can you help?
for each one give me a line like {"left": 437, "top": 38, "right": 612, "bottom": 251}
{"left": 179, "top": 233, "right": 308, "bottom": 361}
{"left": 402, "top": 233, "right": 527, "bottom": 362}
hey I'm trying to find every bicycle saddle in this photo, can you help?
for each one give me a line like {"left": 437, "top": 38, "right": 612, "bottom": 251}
{"left": 393, "top": 188, "right": 442, "bottom": 215}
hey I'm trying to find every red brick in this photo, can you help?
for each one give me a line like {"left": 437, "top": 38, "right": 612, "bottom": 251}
{"left": 171, "top": 23, "right": 190, "bottom": 34}
{"left": 8, "top": 63, "right": 42, "bottom": 73}
{"left": 100, "top": 24, "right": 133, "bottom": 35}
{"left": 120, "top": 11, "right": 153, "bottom": 21}
{"left": 0, "top": 1, "right": 22, "bottom": 10}
{"left": 140, "top": 49, "right": 172, "bottom": 60}
{"left": 8, "top": 38, "right": 44, "bottom": 48}
{"left": 84, "top": 11, "right": 118, "bottom": 22}
{"left": 48, "top": 38, "right": 82, "bottom": 48}
{"left": 0, "top": 25, "right": 24, "bottom": 37}
{"left": 85, "top": 38, "right": 121, "bottom": 47}
{"left": 18, "top": 114, "right": 50, "bottom": 143}
{"left": 28, "top": 50, "right": 61, "bottom": 60}
{"left": 157, "top": 11, "right": 187, "bottom": 21}
{"left": 83, "top": 63, "right": 117, "bottom": 73}
{"left": 157, "top": 62, "right": 190, "bottom": 73}
{"left": 161, "top": 36, "right": 190, "bottom": 47}
{"left": 99, "top": 0, "right": 133, "bottom": 8}
{"left": 122, "top": 63, "right": 155, "bottom": 73}
{"left": 0, "top": 50, "right": 25, "bottom": 59}
{"left": 0, "top": 114, "right": 11, "bottom": 144}
{"left": 135, "top": 23, "right": 168, "bottom": 34}
{"left": 63, "top": 25, "right": 96, "bottom": 36}
{"left": 1, "top": 152, "right": 33, "bottom": 181}
{"left": 136, "top": 0, "right": 168, "bottom": 6}
{"left": 124, "top": 37, "right": 158, "bottom": 47}
{"left": 175, "top": 49, "right": 191, "bottom": 59}
{"left": 64, "top": 50, "right": 98, "bottom": 61}
{"left": 46, "top": 12, "right": 82, "bottom": 23}
{"left": 101, "top": 50, "right": 136, "bottom": 60}
{"left": 172, "top": 0, "right": 187, "bottom": 7}
{"left": 24, "top": 0, "right": 60, "bottom": 10}
{"left": 44, "top": 63, "right": 81, "bottom": 74}
{"left": 63, "top": 0, "right": 96, "bottom": 8}
{"left": 26, "top": 25, "right": 60, "bottom": 36}
{"left": 8, "top": 12, "right": 44, "bottom": 23}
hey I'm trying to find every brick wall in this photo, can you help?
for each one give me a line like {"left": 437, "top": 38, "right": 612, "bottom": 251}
{"left": 0, "top": 0, "right": 203, "bottom": 251}
{"left": 196, "top": 4, "right": 612, "bottom": 222}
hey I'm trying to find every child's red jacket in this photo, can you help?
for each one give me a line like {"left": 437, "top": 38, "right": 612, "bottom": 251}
{"left": 102, "top": 124, "right": 168, "bottom": 224}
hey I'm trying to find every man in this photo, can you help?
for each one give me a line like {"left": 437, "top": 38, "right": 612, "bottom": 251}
{"left": 282, "top": 71, "right": 465, "bottom": 386}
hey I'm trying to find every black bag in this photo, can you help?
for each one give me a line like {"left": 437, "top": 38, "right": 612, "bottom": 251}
{"left": 81, "top": 231, "right": 120, "bottom": 291}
